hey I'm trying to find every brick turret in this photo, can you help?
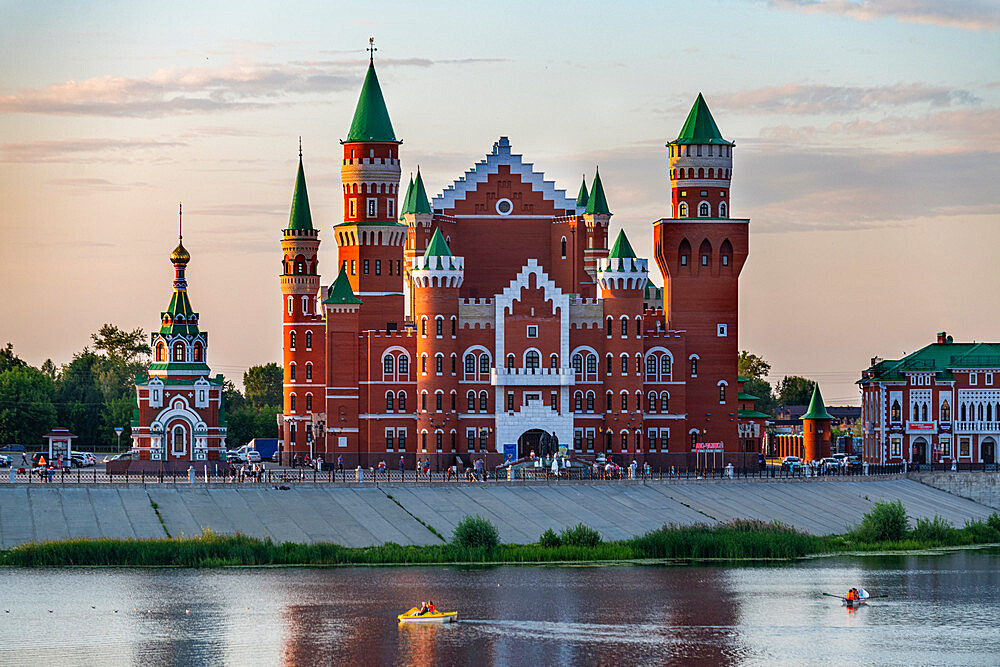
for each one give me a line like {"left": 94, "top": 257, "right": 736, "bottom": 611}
{"left": 801, "top": 384, "right": 833, "bottom": 462}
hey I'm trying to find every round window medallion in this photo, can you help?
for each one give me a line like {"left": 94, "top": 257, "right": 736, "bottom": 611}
{"left": 496, "top": 198, "right": 513, "bottom": 215}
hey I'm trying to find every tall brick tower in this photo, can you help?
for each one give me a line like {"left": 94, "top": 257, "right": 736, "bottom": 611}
{"left": 653, "top": 94, "right": 748, "bottom": 453}
{"left": 411, "top": 228, "right": 465, "bottom": 466}
{"left": 801, "top": 384, "right": 833, "bottom": 462}
{"left": 279, "top": 145, "right": 325, "bottom": 464}
{"left": 582, "top": 170, "right": 611, "bottom": 290}
{"left": 336, "top": 51, "right": 406, "bottom": 333}
{"left": 597, "top": 229, "right": 647, "bottom": 453}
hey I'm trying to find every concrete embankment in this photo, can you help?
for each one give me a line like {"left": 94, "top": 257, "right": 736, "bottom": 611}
{"left": 910, "top": 472, "right": 1000, "bottom": 510}
{"left": 0, "top": 477, "right": 995, "bottom": 550}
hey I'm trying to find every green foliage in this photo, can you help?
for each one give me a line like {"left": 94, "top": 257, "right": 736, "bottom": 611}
{"left": 539, "top": 528, "right": 561, "bottom": 548}
{"left": 243, "top": 363, "right": 282, "bottom": 409}
{"left": 744, "top": 377, "right": 777, "bottom": 415}
{"left": 0, "top": 365, "right": 57, "bottom": 446}
{"left": 910, "top": 516, "right": 953, "bottom": 543}
{"left": 853, "top": 500, "right": 909, "bottom": 542}
{"left": 90, "top": 324, "right": 151, "bottom": 364}
{"left": 776, "top": 376, "right": 816, "bottom": 407}
{"left": 988, "top": 513, "right": 1000, "bottom": 533}
{"left": 629, "top": 520, "right": 822, "bottom": 560}
{"left": 452, "top": 515, "right": 500, "bottom": 551}
{"left": 224, "top": 403, "right": 280, "bottom": 447}
{"left": 55, "top": 351, "right": 105, "bottom": 447}
{"left": 0, "top": 343, "right": 27, "bottom": 374}
{"left": 737, "top": 351, "right": 771, "bottom": 380}
{"left": 560, "top": 523, "right": 602, "bottom": 547}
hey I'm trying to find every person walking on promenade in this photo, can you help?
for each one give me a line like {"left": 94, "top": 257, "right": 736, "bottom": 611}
{"left": 399, "top": 455, "right": 405, "bottom": 479}
{"left": 337, "top": 455, "right": 343, "bottom": 474}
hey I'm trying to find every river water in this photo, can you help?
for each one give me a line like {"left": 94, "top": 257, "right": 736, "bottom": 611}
{"left": 1, "top": 548, "right": 998, "bottom": 666}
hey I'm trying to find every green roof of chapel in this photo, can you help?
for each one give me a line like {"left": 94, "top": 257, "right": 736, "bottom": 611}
{"left": 608, "top": 229, "right": 636, "bottom": 259}
{"left": 672, "top": 93, "right": 733, "bottom": 146}
{"left": 585, "top": 169, "right": 610, "bottom": 215}
{"left": 800, "top": 384, "right": 833, "bottom": 421}
{"left": 287, "top": 153, "right": 314, "bottom": 231}
{"left": 346, "top": 62, "right": 398, "bottom": 143}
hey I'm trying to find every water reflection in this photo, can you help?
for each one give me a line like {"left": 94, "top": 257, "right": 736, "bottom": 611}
{"left": 1, "top": 549, "right": 998, "bottom": 666}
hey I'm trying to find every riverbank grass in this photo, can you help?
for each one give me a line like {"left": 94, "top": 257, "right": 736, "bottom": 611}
{"left": 3, "top": 504, "right": 999, "bottom": 568}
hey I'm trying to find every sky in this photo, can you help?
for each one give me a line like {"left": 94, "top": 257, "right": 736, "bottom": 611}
{"left": 1, "top": 0, "right": 998, "bottom": 405}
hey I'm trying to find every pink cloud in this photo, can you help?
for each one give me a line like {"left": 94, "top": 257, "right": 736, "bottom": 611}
{"left": 762, "top": 0, "right": 1000, "bottom": 32}
{"left": 710, "top": 82, "right": 980, "bottom": 114}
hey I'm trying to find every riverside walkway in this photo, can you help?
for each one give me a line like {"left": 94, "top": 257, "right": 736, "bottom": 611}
{"left": 0, "top": 475, "right": 996, "bottom": 549}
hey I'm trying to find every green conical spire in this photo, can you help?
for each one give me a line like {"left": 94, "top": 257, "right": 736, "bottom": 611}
{"left": 608, "top": 229, "right": 636, "bottom": 259}
{"left": 585, "top": 168, "right": 610, "bottom": 215}
{"left": 423, "top": 227, "right": 453, "bottom": 258}
{"left": 800, "top": 384, "right": 833, "bottom": 420}
{"left": 346, "top": 61, "right": 398, "bottom": 143}
{"left": 323, "top": 266, "right": 362, "bottom": 305}
{"left": 673, "top": 93, "right": 733, "bottom": 145}
{"left": 576, "top": 175, "right": 589, "bottom": 207}
{"left": 412, "top": 168, "right": 431, "bottom": 214}
{"left": 399, "top": 174, "right": 414, "bottom": 219}
{"left": 287, "top": 149, "right": 313, "bottom": 231}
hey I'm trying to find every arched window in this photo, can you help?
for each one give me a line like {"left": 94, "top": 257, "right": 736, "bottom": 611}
{"left": 421, "top": 317, "right": 427, "bottom": 336}
{"left": 586, "top": 354, "right": 597, "bottom": 375}
{"left": 621, "top": 317, "right": 628, "bottom": 337}
{"left": 172, "top": 425, "right": 186, "bottom": 454}
{"left": 479, "top": 391, "right": 488, "bottom": 411}
{"left": 192, "top": 343, "right": 202, "bottom": 362}
{"left": 606, "top": 354, "right": 613, "bottom": 374}
{"left": 156, "top": 343, "right": 165, "bottom": 362}
{"left": 574, "top": 391, "right": 583, "bottom": 412}
{"left": 467, "top": 391, "right": 475, "bottom": 412}
{"left": 465, "top": 354, "right": 475, "bottom": 374}
{"left": 606, "top": 391, "right": 613, "bottom": 412}
{"left": 305, "top": 363, "right": 312, "bottom": 380}
{"left": 506, "top": 353, "right": 515, "bottom": 369}
{"left": 699, "top": 239, "right": 712, "bottom": 267}
{"left": 479, "top": 354, "right": 490, "bottom": 375}
{"left": 678, "top": 202, "right": 688, "bottom": 217}
{"left": 699, "top": 202, "right": 710, "bottom": 217}
{"left": 384, "top": 356, "right": 394, "bottom": 375}
{"left": 891, "top": 400, "right": 902, "bottom": 422}
{"left": 386, "top": 392, "right": 394, "bottom": 412}
{"left": 620, "top": 392, "right": 628, "bottom": 411}
{"left": 290, "top": 394, "right": 296, "bottom": 412}
{"left": 586, "top": 391, "right": 595, "bottom": 412}
{"left": 720, "top": 239, "right": 733, "bottom": 268}
{"left": 719, "top": 202, "right": 728, "bottom": 218}
{"left": 561, "top": 236, "right": 567, "bottom": 258}
{"left": 573, "top": 354, "right": 584, "bottom": 375}
{"left": 606, "top": 317, "right": 613, "bottom": 336}
{"left": 648, "top": 393, "right": 657, "bottom": 413}
{"left": 660, "top": 392, "right": 669, "bottom": 412}
{"left": 960, "top": 403, "right": 966, "bottom": 421}
{"left": 398, "top": 392, "right": 406, "bottom": 412}
{"left": 305, "top": 331, "right": 312, "bottom": 349}
{"left": 398, "top": 355, "right": 409, "bottom": 375}
{"left": 941, "top": 400, "right": 950, "bottom": 422}
{"left": 289, "top": 331, "right": 296, "bottom": 350}
{"left": 525, "top": 350, "right": 540, "bottom": 370}
{"left": 306, "top": 394, "right": 313, "bottom": 412}
{"left": 435, "top": 316, "right": 444, "bottom": 337}
{"left": 646, "top": 356, "right": 657, "bottom": 379}
{"left": 173, "top": 343, "right": 185, "bottom": 362}
{"left": 621, "top": 432, "right": 628, "bottom": 451}
{"left": 421, "top": 355, "right": 427, "bottom": 374}
{"left": 289, "top": 363, "right": 296, "bottom": 381}
{"left": 550, "top": 354, "right": 558, "bottom": 369}
{"left": 719, "top": 384, "right": 726, "bottom": 403}
{"left": 679, "top": 238, "right": 691, "bottom": 266}
{"left": 690, "top": 357, "right": 698, "bottom": 377}
{"left": 435, "top": 353, "right": 444, "bottom": 374}
{"left": 913, "top": 404, "right": 920, "bottom": 421}
{"left": 661, "top": 355, "right": 672, "bottom": 378}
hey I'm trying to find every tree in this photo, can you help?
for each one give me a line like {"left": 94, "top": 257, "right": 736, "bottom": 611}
{"left": 55, "top": 351, "right": 105, "bottom": 447}
{"left": 40, "top": 359, "right": 59, "bottom": 381}
{"left": 244, "top": 363, "right": 282, "bottom": 409}
{"left": 0, "top": 343, "right": 26, "bottom": 374}
{"left": 738, "top": 350, "right": 771, "bottom": 380}
{"left": 776, "top": 376, "right": 815, "bottom": 407}
{"left": 91, "top": 324, "right": 151, "bottom": 364}
{"left": 0, "top": 366, "right": 57, "bottom": 446}
{"left": 744, "top": 377, "right": 777, "bottom": 416}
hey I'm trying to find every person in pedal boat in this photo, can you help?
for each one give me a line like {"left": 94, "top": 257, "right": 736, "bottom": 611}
{"left": 417, "top": 601, "right": 429, "bottom": 615}
{"left": 427, "top": 601, "right": 436, "bottom": 614}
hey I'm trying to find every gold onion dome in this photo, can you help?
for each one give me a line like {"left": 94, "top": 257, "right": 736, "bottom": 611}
{"left": 170, "top": 240, "right": 190, "bottom": 265}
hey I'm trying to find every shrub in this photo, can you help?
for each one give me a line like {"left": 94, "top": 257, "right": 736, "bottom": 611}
{"left": 910, "top": 516, "right": 954, "bottom": 543}
{"left": 854, "top": 500, "right": 909, "bottom": 542}
{"left": 962, "top": 519, "right": 1000, "bottom": 544}
{"left": 560, "top": 523, "right": 601, "bottom": 548}
{"left": 539, "top": 528, "right": 561, "bottom": 548}
{"left": 451, "top": 515, "right": 500, "bottom": 551}
{"left": 988, "top": 512, "right": 1000, "bottom": 533}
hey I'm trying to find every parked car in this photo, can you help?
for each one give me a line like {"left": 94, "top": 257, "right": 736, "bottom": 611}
{"left": 226, "top": 450, "right": 243, "bottom": 464}
{"left": 0, "top": 454, "right": 11, "bottom": 467}
{"left": 846, "top": 455, "right": 863, "bottom": 470}
{"left": 780, "top": 456, "right": 802, "bottom": 471}
{"left": 103, "top": 450, "right": 138, "bottom": 463}
{"left": 70, "top": 452, "right": 97, "bottom": 467}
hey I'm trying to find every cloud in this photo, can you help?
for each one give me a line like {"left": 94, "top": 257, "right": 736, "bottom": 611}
{"left": 757, "top": 0, "right": 1000, "bottom": 31}
{"left": 709, "top": 83, "right": 980, "bottom": 114}
{"left": 0, "top": 138, "right": 185, "bottom": 163}
{"left": 47, "top": 178, "right": 152, "bottom": 192}
{"left": 185, "top": 203, "right": 286, "bottom": 217}
{"left": 0, "top": 57, "right": 506, "bottom": 118}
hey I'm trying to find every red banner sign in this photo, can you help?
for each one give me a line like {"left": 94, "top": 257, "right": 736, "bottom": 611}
{"left": 908, "top": 422, "right": 935, "bottom": 431}
{"left": 694, "top": 442, "right": 724, "bottom": 452}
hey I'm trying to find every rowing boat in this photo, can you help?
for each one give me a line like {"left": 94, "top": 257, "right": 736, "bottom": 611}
{"left": 397, "top": 607, "right": 458, "bottom": 624}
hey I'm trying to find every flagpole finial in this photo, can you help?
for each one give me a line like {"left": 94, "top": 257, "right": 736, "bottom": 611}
{"left": 367, "top": 37, "right": 377, "bottom": 64}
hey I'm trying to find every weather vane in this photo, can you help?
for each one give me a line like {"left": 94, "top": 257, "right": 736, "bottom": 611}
{"left": 178, "top": 202, "right": 183, "bottom": 240}
{"left": 368, "top": 37, "right": 376, "bottom": 64}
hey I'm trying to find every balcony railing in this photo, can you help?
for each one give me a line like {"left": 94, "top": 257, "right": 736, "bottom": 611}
{"left": 954, "top": 420, "right": 1000, "bottom": 433}
{"left": 492, "top": 367, "right": 576, "bottom": 386}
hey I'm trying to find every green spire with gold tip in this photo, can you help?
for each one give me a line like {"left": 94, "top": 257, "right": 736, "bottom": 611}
{"left": 585, "top": 167, "right": 610, "bottom": 215}
{"left": 346, "top": 50, "right": 398, "bottom": 143}
{"left": 674, "top": 93, "right": 733, "bottom": 145}
{"left": 287, "top": 140, "right": 313, "bottom": 231}
{"left": 608, "top": 229, "right": 636, "bottom": 259}
{"left": 800, "top": 384, "right": 833, "bottom": 420}
{"left": 411, "top": 168, "right": 431, "bottom": 214}
{"left": 399, "top": 174, "right": 414, "bottom": 220}
{"left": 576, "top": 175, "right": 589, "bottom": 207}
{"left": 324, "top": 266, "right": 362, "bottom": 305}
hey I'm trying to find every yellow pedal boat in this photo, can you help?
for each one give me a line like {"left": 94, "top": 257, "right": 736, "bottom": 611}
{"left": 397, "top": 607, "right": 458, "bottom": 624}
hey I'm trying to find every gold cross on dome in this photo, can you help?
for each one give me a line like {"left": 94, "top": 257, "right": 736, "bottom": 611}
{"left": 368, "top": 37, "right": 376, "bottom": 63}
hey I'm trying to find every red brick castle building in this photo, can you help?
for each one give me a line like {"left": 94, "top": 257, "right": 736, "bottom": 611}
{"left": 278, "top": 55, "right": 763, "bottom": 469}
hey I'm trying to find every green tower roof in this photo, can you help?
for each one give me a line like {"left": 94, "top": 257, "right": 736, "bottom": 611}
{"left": 346, "top": 62, "right": 398, "bottom": 143}
{"left": 323, "top": 267, "right": 362, "bottom": 305}
{"left": 576, "top": 175, "right": 589, "bottom": 207}
{"left": 411, "top": 168, "right": 431, "bottom": 214}
{"left": 287, "top": 152, "right": 313, "bottom": 230}
{"left": 585, "top": 168, "right": 610, "bottom": 215}
{"left": 673, "top": 93, "right": 733, "bottom": 146}
{"left": 608, "top": 229, "right": 636, "bottom": 259}
{"left": 399, "top": 174, "right": 414, "bottom": 220}
{"left": 423, "top": 227, "right": 453, "bottom": 258}
{"left": 800, "top": 384, "right": 833, "bottom": 421}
